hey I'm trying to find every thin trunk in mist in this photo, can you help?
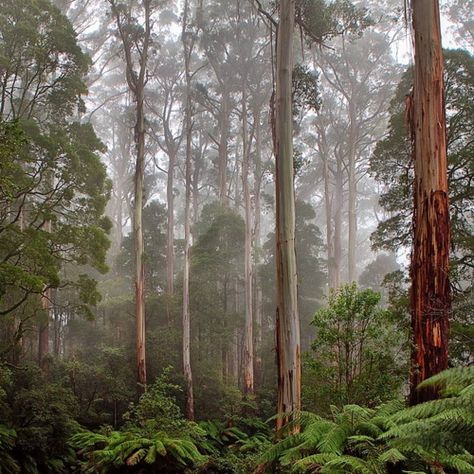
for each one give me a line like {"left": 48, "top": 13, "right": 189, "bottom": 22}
{"left": 182, "top": 0, "right": 194, "bottom": 420}
{"left": 39, "top": 295, "right": 50, "bottom": 365}
{"left": 218, "top": 90, "right": 231, "bottom": 202}
{"left": 110, "top": 0, "right": 151, "bottom": 389}
{"left": 274, "top": 0, "right": 301, "bottom": 432}
{"left": 166, "top": 152, "right": 175, "bottom": 296}
{"left": 38, "top": 215, "right": 51, "bottom": 366}
{"left": 242, "top": 83, "right": 254, "bottom": 395}
{"left": 253, "top": 107, "right": 263, "bottom": 384}
{"left": 333, "top": 150, "right": 343, "bottom": 289}
{"left": 347, "top": 104, "right": 357, "bottom": 283}
{"left": 408, "top": 0, "right": 450, "bottom": 405}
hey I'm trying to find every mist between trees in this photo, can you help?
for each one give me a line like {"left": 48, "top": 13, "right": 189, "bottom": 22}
{"left": 0, "top": 0, "right": 472, "bottom": 473}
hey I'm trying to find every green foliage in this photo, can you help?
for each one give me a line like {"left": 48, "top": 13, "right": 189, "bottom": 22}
{"left": 261, "top": 367, "right": 474, "bottom": 473}
{"left": 296, "top": 0, "right": 373, "bottom": 43}
{"left": 72, "top": 372, "right": 207, "bottom": 473}
{"left": 0, "top": 363, "right": 78, "bottom": 473}
{"left": 72, "top": 428, "right": 205, "bottom": 473}
{"left": 0, "top": 0, "right": 111, "bottom": 359}
{"left": 196, "top": 417, "right": 271, "bottom": 473}
{"left": 293, "top": 64, "right": 320, "bottom": 115}
{"left": 304, "top": 284, "right": 406, "bottom": 412}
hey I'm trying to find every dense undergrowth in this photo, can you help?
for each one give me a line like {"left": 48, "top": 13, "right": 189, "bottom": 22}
{"left": 0, "top": 365, "right": 472, "bottom": 473}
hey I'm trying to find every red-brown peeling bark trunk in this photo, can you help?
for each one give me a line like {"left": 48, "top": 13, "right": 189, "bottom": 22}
{"left": 274, "top": 0, "right": 301, "bottom": 433}
{"left": 408, "top": 0, "right": 451, "bottom": 405}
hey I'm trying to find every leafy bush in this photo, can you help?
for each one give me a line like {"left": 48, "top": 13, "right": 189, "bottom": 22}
{"left": 0, "top": 363, "right": 78, "bottom": 473}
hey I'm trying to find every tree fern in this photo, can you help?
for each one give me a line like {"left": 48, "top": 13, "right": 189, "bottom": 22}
{"left": 260, "top": 367, "right": 474, "bottom": 473}
{"left": 71, "top": 428, "right": 206, "bottom": 473}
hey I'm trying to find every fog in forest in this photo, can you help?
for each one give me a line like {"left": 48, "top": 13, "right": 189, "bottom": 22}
{"left": 0, "top": 0, "right": 472, "bottom": 472}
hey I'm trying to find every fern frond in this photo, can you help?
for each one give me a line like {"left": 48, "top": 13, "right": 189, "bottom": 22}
{"left": 322, "top": 454, "right": 380, "bottom": 473}
{"left": 317, "top": 423, "right": 351, "bottom": 454}
{"left": 417, "top": 367, "right": 474, "bottom": 391}
{"left": 439, "top": 453, "right": 474, "bottom": 474}
{"left": 378, "top": 447, "right": 406, "bottom": 463}
{"left": 126, "top": 448, "right": 146, "bottom": 466}
{"left": 292, "top": 453, "right": 339, "bottom": 473}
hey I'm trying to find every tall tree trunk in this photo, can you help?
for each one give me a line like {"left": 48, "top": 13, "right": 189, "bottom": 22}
{"left": 408, "top": 0, "right": 450, "bottom": 405}
{"left": 333, "top": 151, "right": 343, "bottom": 289}
{"left": 253, "top": 108, "right": 263, "bottom": 384}
{"left": 166, "top": 152, "right": 175, "bottom": 296}
{"left": 135, "top": 84, "right": 147, "bottom": 388}
{"left": 274, "top": 0, "right": 300, "bottom": 432}
{"left": 38, "top": 290, "right": 50, "bottom": 366}
{"left": 38, "top": 220, "right": 51, "bottom": 367}
{"left": 347, "top": 104, "right": 357, "bottom": 283}
{"left": 242, "top": 84, "right": 254, "bottom": 395}
{"left": 218, "top": 91, "right": 230, "bottom": 202}
{"left": 182, "top": 0, "right": 195, "bottom": 420}
{"left": 321, "top": 139, "right": 335, "bottom": 289}
{"left": 109, "top": 0, "right": 151, "bottom": 390}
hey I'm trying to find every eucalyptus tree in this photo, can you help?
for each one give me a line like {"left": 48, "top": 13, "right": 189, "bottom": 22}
{"left": 273, "top": 0, "right": 300, "bottom": 431}
{"left": 147, "top": 40, "right": 185, "bottom": 298}
{"left": 406, "top": 0, "right": 451, "bottom": 404}
{"left": 371, "top": 49, "right": 474, "bottom": 366}
{"left": 312, "top": 27, "right": 400, "bottom": 284}
{"left": 108, "top": 0, "right": 153, "bottom": 389}
{"left": 181, "top": 0, "right": 197, "bottom": 421}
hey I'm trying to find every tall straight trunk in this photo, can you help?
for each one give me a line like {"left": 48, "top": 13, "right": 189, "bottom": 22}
{"left": 182, "top": 0, "right": 194, "bottom": 420}
{"left": 38, "top": 220, "right": 51, "bottom": 366}
{"left": 218, "top": 91, "right": 230, "bottom": 202}
{"left": 38, "top": 289, "right": 50, "bottom": 366}
{"left": 110, "top": 0, "right": 151, "bottom": 389}
{"left": 253, "top": 108, "right": 263, "bottom": 383}
{"left": 408, "top": 0, "right": 450, "bottom": 405}
{"left": 347, "top": 104, "right": 357, "bottom": 283}
{"left": 274, "top": 0, "right": 300, "bottom": 431}
{"left": 321, "top": 140, "right": 335, "bottom": 289}
{"left": 134, "top": 85, "right": 147, "bottom": 388}
{"left": 333, "top": 152, "right": 343, "bottom": 289}
{"left": 166, "top": 152, "right": 175, "bottom": 296}
{"left": 241, "top": 84, "right": 254, "bottom": 395}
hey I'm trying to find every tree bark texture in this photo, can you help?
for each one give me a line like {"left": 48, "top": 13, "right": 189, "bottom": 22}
{"left": 408, "top": 0, "right": 451, "bottom": 405}
{"left": 274, "top": 0, "right": 301, "bottom": 432}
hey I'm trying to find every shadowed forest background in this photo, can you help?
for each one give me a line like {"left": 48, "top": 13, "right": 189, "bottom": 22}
{"left": 0, "top": 0, "right": 472, "bottom": 472}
